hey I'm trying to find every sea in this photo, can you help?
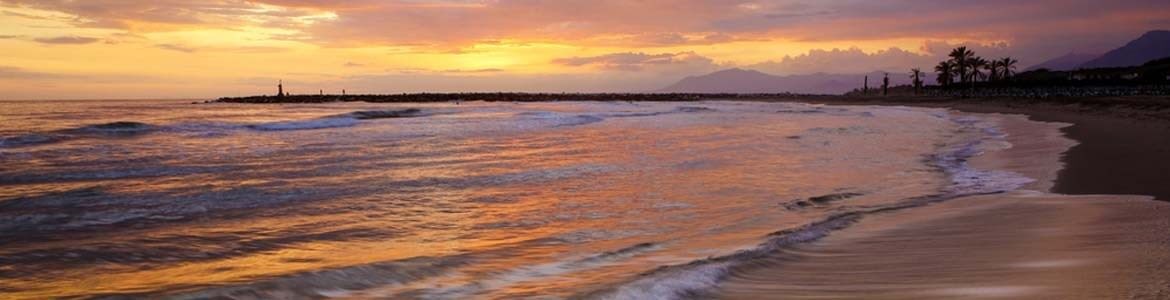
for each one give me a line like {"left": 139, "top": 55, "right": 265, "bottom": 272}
{"left": 0, "top": 100, "right": 1033, "bottom": 299}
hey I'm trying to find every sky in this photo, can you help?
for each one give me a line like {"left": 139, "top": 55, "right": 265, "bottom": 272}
{"left": 1, "top": 0, "right": 1168, "bottom": 100}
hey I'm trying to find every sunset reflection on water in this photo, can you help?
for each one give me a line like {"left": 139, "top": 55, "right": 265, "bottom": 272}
{"left": 0, "top": 100, "right": 963, "bottom": 298}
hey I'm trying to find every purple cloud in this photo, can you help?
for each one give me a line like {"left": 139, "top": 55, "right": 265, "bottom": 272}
{"left": 33, "top": 36, "right": 100, "bottom": 45}
{"left": 155, "top": 44, "right": 197, "bottom": 53}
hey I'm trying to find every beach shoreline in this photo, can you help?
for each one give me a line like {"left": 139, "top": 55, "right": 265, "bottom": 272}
{"left": 568, "top": 100, "right": 1170, "bottom": 299}
{"left": 713, "top": 107, "right": 1170, "bottom": 299}
{"left": 786, "top": 96, "right": 1170, "bottom": 202}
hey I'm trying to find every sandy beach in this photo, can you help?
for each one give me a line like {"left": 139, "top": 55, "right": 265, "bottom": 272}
{"left": 714, "top": 108, "right": 1170, "bottom": 299}
{"left": 800, "top": 96, "right": 1170, "bottom": 201}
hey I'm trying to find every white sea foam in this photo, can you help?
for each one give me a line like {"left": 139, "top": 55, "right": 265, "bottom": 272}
{"left": 937, "top": 114, "right": 1036, "bottom": 195}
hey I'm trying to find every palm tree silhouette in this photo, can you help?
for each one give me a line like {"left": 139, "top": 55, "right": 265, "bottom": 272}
{"left": 948, "top": 47, "right": 975, "bottom": 84}
{"left": 969, "top": 56, "right": 989, "bottom": 85}
{"left": 934, "top": 48, "right": 1019, "bottom": 88}
{"left": 935, "top": 60, "right": 955, "bottom": 87}
{"left": 910, "top": 68, "right": 924, "bottom": 95}
{"left": 988, "top": 60, "right": 1002, "bottom": 81}
{"left": 998, "top": 57, "right": 1018, "bottom": 79}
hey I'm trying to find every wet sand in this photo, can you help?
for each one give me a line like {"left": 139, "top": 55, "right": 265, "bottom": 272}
{"left": 715, "top": 111, "right": 1170, "bottom": 299}
{"left": 928, "top": 100, "right": 1170, "bottom": 202}
{"left": 716, "top": 193, "right": 1170, "bottom": 299}
{"left": 796, "top": 96, "right": 1170, "bottom": 201}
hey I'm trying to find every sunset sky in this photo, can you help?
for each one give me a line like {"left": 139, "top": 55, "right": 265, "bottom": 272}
{"left": 1, "top": 0, "right": 1168, "bottom": 99}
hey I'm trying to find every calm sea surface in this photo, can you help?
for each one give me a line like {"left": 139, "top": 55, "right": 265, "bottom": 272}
{"left": 0, "top": 100, "right": 1028, "bottom": 299}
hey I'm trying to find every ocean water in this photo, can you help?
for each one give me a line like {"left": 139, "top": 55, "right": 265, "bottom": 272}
{"left": 0, "top": 100, "right": 1029, "bottom": 299}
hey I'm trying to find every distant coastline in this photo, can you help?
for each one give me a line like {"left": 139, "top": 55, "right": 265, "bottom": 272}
{"left": 213, "top": 92, "right": 1170, "bottom": 119}
{"left": 213, "top": 92, "right": 813, "bottom": 104}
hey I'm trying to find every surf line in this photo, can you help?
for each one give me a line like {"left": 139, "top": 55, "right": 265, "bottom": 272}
{"left": 580, "top": 111, "right": 1031, "bottom": 300}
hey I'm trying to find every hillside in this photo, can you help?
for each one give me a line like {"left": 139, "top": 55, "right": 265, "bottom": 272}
{"left": 1080, "top": 30, "right": 1170, "bottom": 68}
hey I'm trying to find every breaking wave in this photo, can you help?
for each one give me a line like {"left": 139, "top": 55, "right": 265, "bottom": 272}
{"left": 248, "top": 108, "right": 433, "bottom": 131}
{"left": 348, "top": 108, "right": 427, "bottom": 119}
{"left": 246, "top": 117, "right": 360, "bottom": 131}
{"left": 0, "top": 122, "right": 155, "bottom": 148}
{"left": 0, "top": 105, "right": 728, "bottom": 148}
{"left": 74, "top": 121, "right": 154, "bottom": 134}
{"left": 0, "top": 109, "right": 439, "bottom": 147}
{"left": 516, "top": 111, "right": 606, "bottom": 127}
{"left": 0, "top": 133, "right": 62, "bottom": 148}
{"left": 514, "top": 105, "right": 718, "bottom": 128}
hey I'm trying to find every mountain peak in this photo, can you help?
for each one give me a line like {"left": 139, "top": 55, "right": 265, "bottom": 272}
{"left": 1139, "top": 29, "right": 1170, "bottom": 38}
{"left": 1079, "top": 29, "right": 1170, "bottom": 69}
{"left": 707, "top": 68, "right": 767, "bottom": 76}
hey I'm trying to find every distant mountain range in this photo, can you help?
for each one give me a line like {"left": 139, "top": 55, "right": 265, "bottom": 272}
{"left": 1025, "top": 52, "right": 1101, "bottom": 71}
{"left": 1079, "top": 30, "right": 1170, "bottom": 69}
{"left": 657, "top": 68, "right": 923, "bottom": 95}
{"left": 661, "top": 30, "right": 1168, "bottom": 95}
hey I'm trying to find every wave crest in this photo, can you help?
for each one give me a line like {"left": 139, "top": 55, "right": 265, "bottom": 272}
{"left": 247, "top": 117, "right": 359, "bottom": 131}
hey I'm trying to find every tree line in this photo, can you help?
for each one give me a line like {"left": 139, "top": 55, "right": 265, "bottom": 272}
{"left": 933, "top": 46, "right": 1018, "bottom": 88}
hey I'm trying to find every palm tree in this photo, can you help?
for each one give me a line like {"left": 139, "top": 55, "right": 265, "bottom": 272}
{"left": 991, "top": 60, "right": 1001, "bottom": 81}
{"left": 948, "top": 47, "right": 975, "bottom": 83}
{"left": 998, "top": 57, "right": 1018, "bottom": 79}
{"left": 935, "top": 60, "right": 955, "bottom": 87}
{"left": 969, "top": 56, "right": 989, "bottom": 83}
{"left": 987, "top": 60, "right": 1006, "bottom": 81}
{"left": 910, "top": 68, "right": 924, "bottom": 95}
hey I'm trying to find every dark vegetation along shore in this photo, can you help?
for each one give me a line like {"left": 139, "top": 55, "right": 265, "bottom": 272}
{"left": 850, "top": 46, "right": 1170, "bottom": 98}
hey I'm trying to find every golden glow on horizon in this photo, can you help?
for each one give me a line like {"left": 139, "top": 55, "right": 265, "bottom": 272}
{"left": 0, "top": 2, "right": 1031, "bottom": 99}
